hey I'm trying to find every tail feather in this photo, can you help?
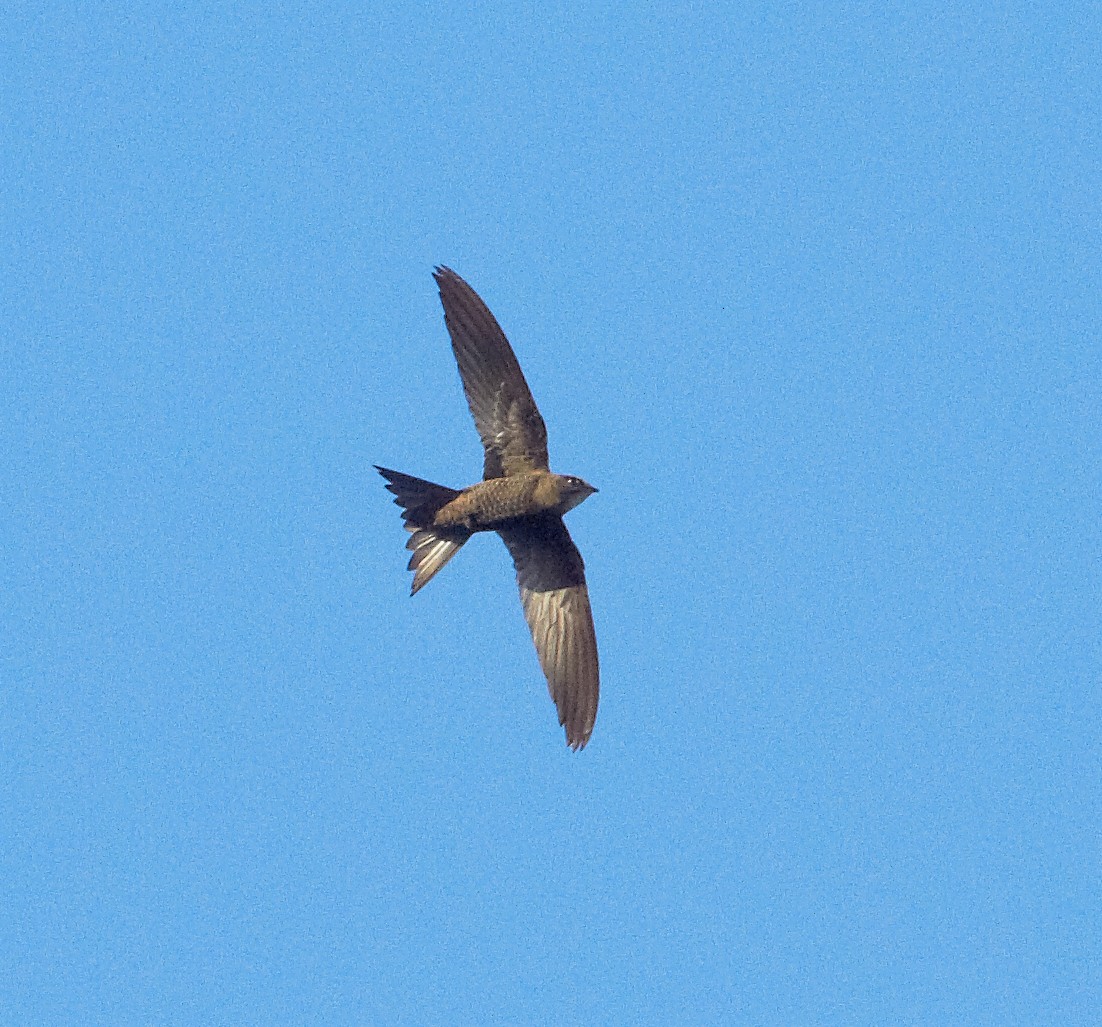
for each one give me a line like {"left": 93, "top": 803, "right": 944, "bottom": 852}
{"left": 375, "top": 466, "right": 469, "bottom": 594}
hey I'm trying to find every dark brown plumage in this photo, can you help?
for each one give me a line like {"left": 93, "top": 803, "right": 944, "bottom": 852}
{"left": 376, "top": 267, "right": 600, "bottom": 749}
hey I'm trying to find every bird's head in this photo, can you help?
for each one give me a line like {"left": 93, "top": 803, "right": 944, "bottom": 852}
{"left": 556, "top": 474, "right": 598, "bottom": 514}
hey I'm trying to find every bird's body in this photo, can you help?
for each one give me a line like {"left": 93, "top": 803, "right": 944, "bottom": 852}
{"left": 376, "top": 267, "right": 600, "bottom": 750}
{"left": 435, "top": 472, "right": 588, "bottom": 531}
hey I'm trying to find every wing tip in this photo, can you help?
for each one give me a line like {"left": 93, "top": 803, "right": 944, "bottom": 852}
{"left": 563, "top": 700, "right": 597, "bottom": 750}
{"left": 566, "top": 729, "right": 592, "bottom": 751}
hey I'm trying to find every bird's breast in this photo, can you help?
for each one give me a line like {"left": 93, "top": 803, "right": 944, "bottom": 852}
{"left": 434, "top": 473, "right": 554, "bottom": 531}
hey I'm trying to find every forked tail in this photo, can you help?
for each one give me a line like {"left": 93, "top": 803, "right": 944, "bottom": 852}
{"left": 375, "top": 466, "right": 469, "bottom": 594}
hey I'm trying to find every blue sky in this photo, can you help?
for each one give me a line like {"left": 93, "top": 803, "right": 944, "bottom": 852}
{"left": 3, "top": 3, "right": 1099, "bottom": 1023}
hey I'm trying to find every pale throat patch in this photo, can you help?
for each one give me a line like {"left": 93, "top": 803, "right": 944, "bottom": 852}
{"left": 560, "top": 489, "right": 590, "bottom": 514}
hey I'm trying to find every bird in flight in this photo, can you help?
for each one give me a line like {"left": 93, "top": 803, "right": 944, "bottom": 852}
{"left": 376, "top": 267, "right": 600, "bottom": 749}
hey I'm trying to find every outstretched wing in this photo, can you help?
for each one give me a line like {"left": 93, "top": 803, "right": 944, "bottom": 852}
{"left": 433, "top": 266, "right": 549, "bottom": 479}
{"left": 498, "top": 516, "right": 599, "bottom": 750}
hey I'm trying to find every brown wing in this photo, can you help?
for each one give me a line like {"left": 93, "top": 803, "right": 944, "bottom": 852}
{"left": 498, "top": 516, "right": 599, "bottom": 750}
{"left": 433, "top": 266, "right": 549, "bottom": 479}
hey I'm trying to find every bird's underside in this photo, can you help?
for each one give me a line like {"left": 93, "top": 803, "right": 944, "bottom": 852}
{"left": 375, "top": 267, "right": 600, "bottom": 750}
